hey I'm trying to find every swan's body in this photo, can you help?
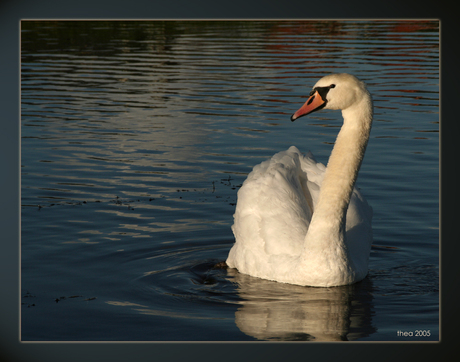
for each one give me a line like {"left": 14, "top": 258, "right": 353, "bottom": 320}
{"left": 226, "top": 73, "right": 373, "bottom": 287}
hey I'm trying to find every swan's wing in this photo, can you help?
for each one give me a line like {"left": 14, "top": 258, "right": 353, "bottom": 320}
{"left": 297, "top": 149, "right": 326, "bottom": 212}
{"left": 347, "top": 188, "right": 373, "bottom": 230}
{"left": 227, "top": 146, "right": 373, "bottom": 277}
{"left": 227, "top": 147, "right": 312, "bottom": 271}
{"left": 345, "top": 187, "right": 373, "bottom": 266}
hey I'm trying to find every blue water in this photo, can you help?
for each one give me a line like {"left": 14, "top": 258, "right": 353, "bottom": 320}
{"left": 21, "top": 20, "right": 439, "bottom": 341}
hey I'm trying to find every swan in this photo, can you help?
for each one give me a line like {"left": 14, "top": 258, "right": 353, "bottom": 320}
{"left": 226, "top": 73, "right": 373, "bottom": 287}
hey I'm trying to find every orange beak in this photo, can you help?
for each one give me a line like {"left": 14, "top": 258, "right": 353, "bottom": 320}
{"left": 291, "top": 90, "right": 327, "bottom": 122}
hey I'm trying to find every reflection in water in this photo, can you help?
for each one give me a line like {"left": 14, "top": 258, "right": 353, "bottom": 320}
{"left": 103, "top": 259, "right": 376, "bottom": 341}
{"left": 227, "top": 269, "right": 376, "bottom": 341}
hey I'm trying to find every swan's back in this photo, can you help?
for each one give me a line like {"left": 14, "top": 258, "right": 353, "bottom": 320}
{"left": 227, "top": 146, "right": 372, "bottom": 280}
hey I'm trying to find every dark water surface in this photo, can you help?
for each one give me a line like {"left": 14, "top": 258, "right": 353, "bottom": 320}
{"left": 21, "top": 20, "right": 439, "bottom": 341}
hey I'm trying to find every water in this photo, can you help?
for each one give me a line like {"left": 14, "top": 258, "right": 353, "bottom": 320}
{"left": 20, "top": 20, "right": 439, "bottom": 341}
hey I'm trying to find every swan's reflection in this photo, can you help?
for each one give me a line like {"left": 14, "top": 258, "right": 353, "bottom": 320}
{"left": 226, "top": 269, "right": 376, "bottom": 341}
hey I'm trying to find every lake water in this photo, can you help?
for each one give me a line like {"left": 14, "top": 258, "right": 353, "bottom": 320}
{"left": 20, "top": 20, "right": 439, "bottom": 341}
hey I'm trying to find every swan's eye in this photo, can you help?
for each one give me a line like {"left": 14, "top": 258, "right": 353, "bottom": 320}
{"left": 330, "top": 84, "right": 336, "bottom": 88}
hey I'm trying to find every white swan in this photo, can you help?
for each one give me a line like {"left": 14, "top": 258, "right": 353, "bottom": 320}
{"left": 226, "top": 73, "right": 373, "bottom": 287}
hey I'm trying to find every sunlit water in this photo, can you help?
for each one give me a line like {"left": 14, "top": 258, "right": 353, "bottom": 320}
{"left": 21, "top": 20, "right": 439, "bottom": 341}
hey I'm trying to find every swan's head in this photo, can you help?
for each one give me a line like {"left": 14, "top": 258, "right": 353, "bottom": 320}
{"left": 291, "top": 73, "right": 370, "bottom": 122}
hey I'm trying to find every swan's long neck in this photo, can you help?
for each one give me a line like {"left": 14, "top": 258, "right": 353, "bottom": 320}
{"left": 304, "top": 95, "right": 372, "bottom": 255}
